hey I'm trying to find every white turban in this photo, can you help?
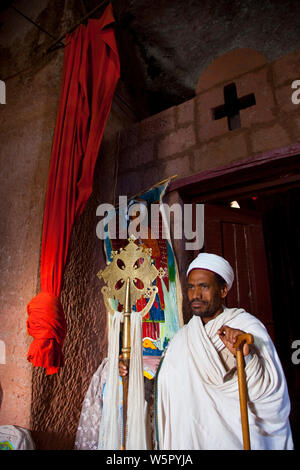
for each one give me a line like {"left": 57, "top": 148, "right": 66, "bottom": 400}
{"left": 186, "top": 253, "right": 234, "bottom": 290}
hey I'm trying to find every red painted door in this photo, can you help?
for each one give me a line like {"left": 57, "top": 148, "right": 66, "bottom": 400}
{"left": 197, "top": 204, "right": 274, "bottom": 339}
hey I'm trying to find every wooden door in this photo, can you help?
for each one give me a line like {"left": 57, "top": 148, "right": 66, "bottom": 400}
{"left": 197, "top": 204, "right": 274, "bottom": 339}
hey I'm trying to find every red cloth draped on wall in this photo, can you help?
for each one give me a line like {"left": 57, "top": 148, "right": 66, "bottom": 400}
{"left": 26, "top": 4, "right": 120, "bottom": 375}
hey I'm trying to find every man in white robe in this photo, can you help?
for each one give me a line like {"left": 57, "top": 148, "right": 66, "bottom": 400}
{"left": 154, "top": 253, "right": 293, "bottom": 450}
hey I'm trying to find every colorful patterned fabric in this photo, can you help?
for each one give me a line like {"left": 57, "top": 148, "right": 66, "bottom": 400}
{"left": 0, "top": 441, "right": 14, "bottom": 450}
{"left": 103, "top": 180, "right": 183, "bottom": 378}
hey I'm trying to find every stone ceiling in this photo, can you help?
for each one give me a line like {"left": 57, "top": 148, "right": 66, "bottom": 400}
{"left": 1, "top": 0, "right": 300, "bottom": 118}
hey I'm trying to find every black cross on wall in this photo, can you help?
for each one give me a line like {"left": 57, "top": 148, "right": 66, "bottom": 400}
{"left": 212, "top": 83, "right": 256, "bottom": 130}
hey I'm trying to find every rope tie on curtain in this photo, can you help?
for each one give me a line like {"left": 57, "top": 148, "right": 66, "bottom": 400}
{"left": 26, "top": 292, "right": 67, "bottom": 375}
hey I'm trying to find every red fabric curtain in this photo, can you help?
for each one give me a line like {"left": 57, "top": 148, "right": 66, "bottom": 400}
{"left": 26, "top": 4, "right": 120, "bottom": 375}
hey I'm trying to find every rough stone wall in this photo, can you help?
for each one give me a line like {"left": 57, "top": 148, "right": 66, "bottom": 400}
{"left": 116, "top": 48, "right": 300, "bottom": 199}
{"left": 111, "top": 0, "right": 300, "bottom": 114}
{"left": 0, "top": 49, "right": 64, "bottom": 430}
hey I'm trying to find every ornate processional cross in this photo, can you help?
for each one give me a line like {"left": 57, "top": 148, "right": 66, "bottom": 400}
{"left": 97, "top": 236, "right": 164, "bottom": 318}
{"left": 97, "top": 236, "right": 165, "bottom": 449}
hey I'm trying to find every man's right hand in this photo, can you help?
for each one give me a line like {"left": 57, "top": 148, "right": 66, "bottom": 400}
{"left": 119, "top": 356, "right": 128, "bottom": 377}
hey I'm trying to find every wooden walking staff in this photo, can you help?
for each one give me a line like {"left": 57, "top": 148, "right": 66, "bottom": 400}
{"left": 234, "top": 333, "right": 254, "bottom": 450}
{"left": 97, "top": 237, "right": 165, "bottom": 449}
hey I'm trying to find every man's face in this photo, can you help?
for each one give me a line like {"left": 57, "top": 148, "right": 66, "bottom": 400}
{"left": 187, "top": 269, "right": 228, "bottom": 323}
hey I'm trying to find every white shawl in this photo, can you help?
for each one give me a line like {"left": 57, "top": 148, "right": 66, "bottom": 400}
{"left": 156, "top": 308, "right": 293, "bottom": 450}
{"left": 75, "top": 311, "right": 148, "bottom": 450}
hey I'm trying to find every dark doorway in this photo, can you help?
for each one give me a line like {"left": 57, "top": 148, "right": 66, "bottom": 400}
{"left": 197, "top": 203, "right": 274, "bottom": 340}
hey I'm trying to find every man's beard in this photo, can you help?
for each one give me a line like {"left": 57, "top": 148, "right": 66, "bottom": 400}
{"left": 189, "top": 298, "right": 221, "bottom": 318}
